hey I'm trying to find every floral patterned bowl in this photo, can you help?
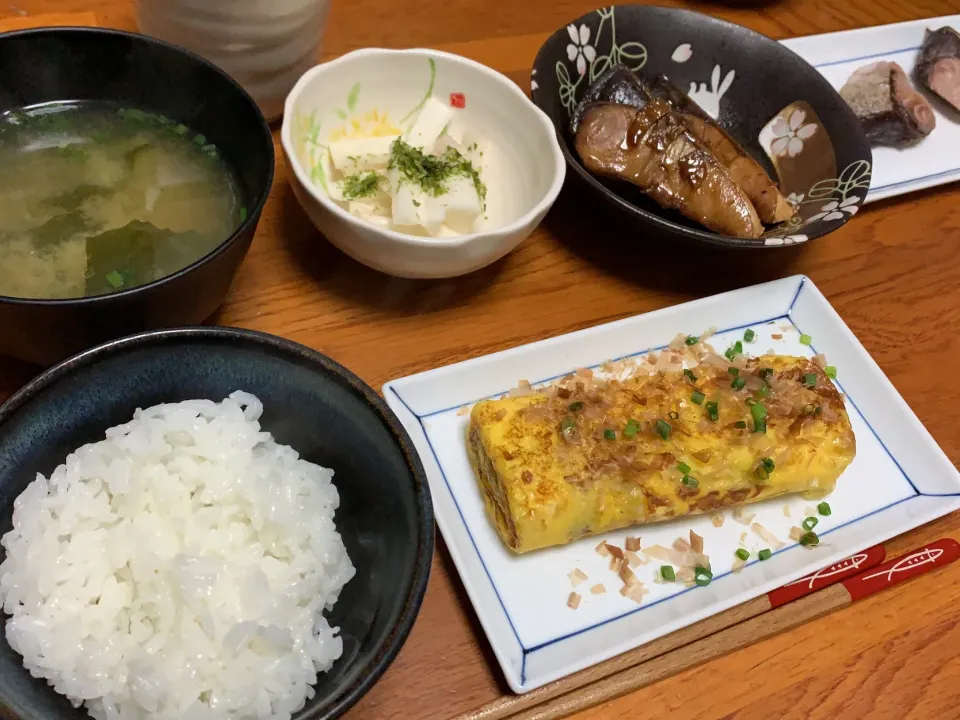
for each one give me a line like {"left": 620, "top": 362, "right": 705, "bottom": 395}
{"left": 281, "top": 48, "right": 566, "bottom": 278}
{"left": 531, "top": 5, "right": 873, "bottom": 248}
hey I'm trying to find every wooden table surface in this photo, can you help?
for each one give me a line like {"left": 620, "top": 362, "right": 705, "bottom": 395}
{"left": 2, "top": 0, "right": 960, "bottom": 718}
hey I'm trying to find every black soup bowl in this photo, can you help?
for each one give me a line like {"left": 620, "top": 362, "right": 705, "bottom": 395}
{"left": 0, "top": 28, "right": 274, "bottom": 366}
{"left": 531, "top": 5, "right": 872, "bottom": 249}
{"left": 0, "top": 327, "right": 434, "bottom": 720}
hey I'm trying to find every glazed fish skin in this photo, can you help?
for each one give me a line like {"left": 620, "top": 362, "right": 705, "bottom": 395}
{"left": 575, "top": 102, "right": 763, "bottom": 238}
{"left": 646, "top": 75, "right": 795, "bottom": 224}
{"left": 571, "top": 65, "right": 793, "bottom": 226}
{"left": 840, "top": 61, "right": 936, "bottom": 147}
{"left": 467, "top": 356, "right": 856, "bottom": 554}
{"left": 916, "top": 26, "right": 960, "bottom": 111}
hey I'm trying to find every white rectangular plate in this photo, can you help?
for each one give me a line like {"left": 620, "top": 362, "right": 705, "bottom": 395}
{"left": 783, "top": 14, "right": 960, "bottom": 203}
{"left": 383, "top": 276, "right": 960, "bottom": 692}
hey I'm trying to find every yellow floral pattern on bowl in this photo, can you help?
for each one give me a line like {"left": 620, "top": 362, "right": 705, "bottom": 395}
{"left": 328, "top": 109, "right": 400, "bottom": 142}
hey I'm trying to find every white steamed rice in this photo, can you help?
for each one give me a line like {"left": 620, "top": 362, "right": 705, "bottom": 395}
{"left": 0, "top": 391, "right": 355, "bottom": 720}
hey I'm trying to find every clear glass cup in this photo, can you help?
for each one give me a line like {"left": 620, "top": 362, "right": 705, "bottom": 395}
{"left": 135, "top": 0, "right": 331, "bottom": 121}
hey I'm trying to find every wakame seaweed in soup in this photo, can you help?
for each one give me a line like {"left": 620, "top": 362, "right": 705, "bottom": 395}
{"left": 0, "top": 102, "right": 244, "bottom": 299}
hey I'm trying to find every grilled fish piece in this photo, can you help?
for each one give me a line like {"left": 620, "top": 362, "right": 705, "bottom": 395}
{"left": 575, "top": 102, "right": 763, "bottom": 238}
{"left": 840, "top": 61, "right": 936, "bottom": 147}
{"left": 916, "top": 26, "right": 960, "bottom": 111}
{"left": 467, "top": 355, "right": 856, "bottom": 554}
{"left": 645, "top": 75, "right": 795, "bottom": 224}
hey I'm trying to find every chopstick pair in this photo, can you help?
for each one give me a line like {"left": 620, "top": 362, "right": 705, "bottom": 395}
{"left": 454, "top": 538, "right": 960, "bottom": 720}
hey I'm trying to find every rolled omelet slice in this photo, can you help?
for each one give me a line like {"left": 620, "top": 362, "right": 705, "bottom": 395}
{"left": 467, "top": 355, "right": 856, "bottom": 554}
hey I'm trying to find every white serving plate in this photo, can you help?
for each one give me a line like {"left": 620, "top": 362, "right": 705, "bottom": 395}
{"left": 383, "top": 276, "right": 960, "bottom": 692}
{"left": 783, "top": 14, "right": 960, "bottom": 203}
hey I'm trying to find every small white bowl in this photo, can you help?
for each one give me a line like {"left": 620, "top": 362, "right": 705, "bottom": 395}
{"left": 280, "top": 48, "right": 566, "bottom": 278}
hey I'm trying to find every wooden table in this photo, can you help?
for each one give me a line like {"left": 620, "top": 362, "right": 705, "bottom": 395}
{"left": 2, "top": 0, "right": 960, "bottom": 718}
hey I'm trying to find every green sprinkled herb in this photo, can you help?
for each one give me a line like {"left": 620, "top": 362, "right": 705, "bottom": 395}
{"left": 105, "top": 270, "right": 124, "bottom": 289}
{"left": 825, "top": 365, "right": 837, "bottom": 379}
{"left": 756, "top": 385, "right": 770, "bottom": 399}
{"left": 685, "top": 335, "right": 698, "bottom": 345}
{"left": 733, "top": 341, "right": 744, "bottom": 354}
{"left": 239, "top": 206, "right": 248, "bottom": 222}
{"left": 604, "top": 428, "right": 617, "bottom": 441}
{"left": 818, "top": 502, "right": 832, "bottom": 516}
{"left": 560, "top": 417, "right": 576, "bottom": 437}
{"left": 758, "top": 548, "right": 772, "bottom": 561}
{"left": 683, "top": 368, "right": 698, "bottom": 383}
{"left": 799, "top": 531, "right": 820, "bottom": 547}
{"left": 681, "top": 475, "right": 699, "bottom": 488}
{"left": 691, "top": 390, "right": 705, "bottom": 405}
{"left": 694, "top": 566, "right": 713, "bottom": 587}
{"left": 624, "top": 418, "right": 641, "bottom": 438}
{"left": 750, "top": 402, "right": 767, "bottom": 431}
{"left": 677, "top": 462, "right": 692, "bottom": 474}
{"left": 799, "top": 333, "right": 813, "bottom": 345}
{"left": 745, "top": 398, "right": 757, "bottom": 407}
{"left": 193, "top": 133, "right": 207, "bottom": 146}
{"left": 568, "top": 401, "right": 584, "bottom": 412}
{"left": 705, "top": 401, "right": 719, "bottom": 422}
{"left": 731, "top": 376, "right": 746, "bottom": 390}
{"left": 761, "top": 457, "right": 775, "bottom": 473}
{"left": 655, "top": 419, "right": 671, "bottom": 440}
{"left": 803, "top": 373, "right": 817, "bottom": 388}
{"left": 744, "top": 329, "right": 756, "bottom": 342}
{"left": 388, "top": 138, "right": 487, "bottom": 205}
{"left": 725, "top": 347, "right": 736, "bottom": 361}
{"left": 735, "top": 548, "right": 750, "bottom": 561}
{"left": 815, "top": 406, "right": 822, "bottom": 416}
{"left": 802, "top": 516, "right": 819, "bottom": 531}
{"left": 341, "top": 170, "right": 385, "bottom": 200}
{"left": 660, "top": 565, "right": 676, "bottom": 582}
{"left": 728, "top": 367, "right": 740, "bottom": 376}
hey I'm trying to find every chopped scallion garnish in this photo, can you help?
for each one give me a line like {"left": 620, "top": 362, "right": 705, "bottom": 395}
{"left": 705, "top": 401, "right": 719, "bottom": 422}
{"left": 761, "top": 457, "right": 775, "bottom": 473}
{"left": 681, "top": 475, "right": 698, "bottom": 488}
{"left": 683, "top": 368, "right": 698, "bottom": 383}
{"left": 825, "top": 366, "right": 837, "bottom": 379}
{"left": 655, "top": 419, "right": 671, "bottom": 440}
{"left": 799, "top": 531, "right": 820, "bottom": 546}
{"left": 803, "top": 373, "right": 817, "bottom": 388}
{"left": 604, "top": 428, "right": 616, "bottom": 440}
{"left": 105, "top": 270, "right": 124, "bottom": 289}
{"left": 802, "top": 516, "right": 819, "bottom": 531}
{"left": 685, "top": 335, "right": 698, "bottom": 346}
{"left": 750, "top": 402, "right": 767, "bottom": 430}
{"left": 754, "top": 420, "right": 767, "bottom": 434}
{"left": 624, "top": 418, "right": 640, "bottom": 438}
{"left": 660, "top": 565, "right": 676, "bottom": 581}
{"left": 731, "top": 376, "right": 746, "bottom": 390}
{"left": 799, "top": 333, "right": 812, "bottom": 345}
{"left": 744, "top": 329, "right": 756, "bottom": 342}
{"left": 691, "top": 390, "right": 705, "bottom": 405}
{"left": 728, "top": 367, "right": 739, "bottom": 376}
{"left": 568, "top": 401, "right": 584, "bottom": 411}
{"left": 733, "top": 341, "right": 743, "bottom": 354}
{"left": 677, "top": 462, "right": 691, "bottom": 474}
{"left": 735, "top": 548, "right": 750, "bottom": 561}
{"left": 560, "top": 417, "right": 576, "bottom": 436}
{"left": 818, "top": 502, "right": 832, "bottom": 516}
{"left": 758, "top": 548, "right": 772, "bottom": 561}
{"left": 694, "top": 566, "right": 713, "bottom": 587}
{"left": 756, "top": 385, "right": 770, "bottom": 399}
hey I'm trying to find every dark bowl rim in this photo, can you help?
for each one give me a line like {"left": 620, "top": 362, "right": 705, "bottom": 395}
{"left": 530, "top": 4, "right": 873, "bottom": 249}
{"left": 0, "top": 326, "right": 435, "bottom": 720}
{"left": 0, "top": 26, "right": 276, "bottom": 304}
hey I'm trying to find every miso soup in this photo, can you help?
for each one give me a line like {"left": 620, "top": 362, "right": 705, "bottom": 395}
{"left": 0, "top": 102, "right": 244, "bottom": 299}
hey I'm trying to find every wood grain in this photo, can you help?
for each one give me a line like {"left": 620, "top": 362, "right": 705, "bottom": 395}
{"left": 1, "top": 1, "right": 959, "bottom": 719}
